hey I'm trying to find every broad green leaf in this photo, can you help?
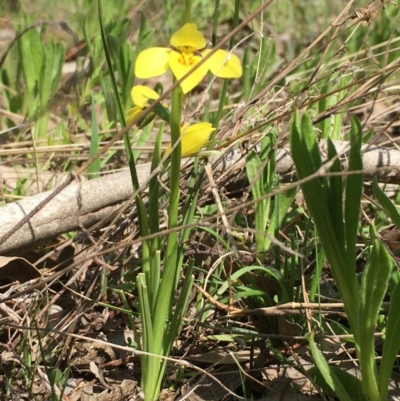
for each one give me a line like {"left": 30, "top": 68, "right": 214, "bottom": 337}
{"left": 358, "top": 232, "right": 391, "bottom": 399}
{"left": 308, "top": 365, "right": 366, "bottom": 401}
{"left": 307, "top": 333, "right": 359, "bottom": 401}
{"left": 379, "top": 272, "right": 400, "bottom": 400}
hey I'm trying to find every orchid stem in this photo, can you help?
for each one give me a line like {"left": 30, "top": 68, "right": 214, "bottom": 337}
{"left": 184, "top": 0, "right": 191, "bottom": 23}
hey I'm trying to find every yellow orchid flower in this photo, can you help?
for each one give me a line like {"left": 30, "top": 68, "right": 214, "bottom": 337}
{"left": 164, "top": 122, "right": 215, "bottom": 158}
{"left": 135, "top": 23, "right": 242, "bottom": 94}
{"left": 127, "top": 85, "right": 169, "bottom": 126}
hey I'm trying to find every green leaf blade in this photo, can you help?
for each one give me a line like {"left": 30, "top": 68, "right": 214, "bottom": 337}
{"left": 379, "top": 274, "right": 400, "bottom": 399}
{"left": 307, "top": 333, "right": 358, "bottom": 401}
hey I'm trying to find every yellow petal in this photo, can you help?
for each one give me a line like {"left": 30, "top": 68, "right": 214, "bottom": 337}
{"left": 127, "top": 106, "right": 144, "bottom": 124}
{"left": 203, "top": 49, "right": 242, "bottom": 78}
{"left": 168, "top": 50, "right": 209, "bottom": 94}
{"left": 131, "top": 85, "right": 159, "bottom": 108}
{"left": 170, "top": 23, "right": 207, "bottom": 50}
{"left": 181, "top": 122, "right": 215, "bottom": 155}
{"left": 164, "top": 122, "right": 215, "bottom": 157}
{"left": 135, "top": 47, "right": 170, "bottom": 78}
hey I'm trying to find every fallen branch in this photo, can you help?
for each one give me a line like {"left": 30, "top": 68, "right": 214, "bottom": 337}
{"left": 1, "top": 140, "right": 399, "bottom": 254}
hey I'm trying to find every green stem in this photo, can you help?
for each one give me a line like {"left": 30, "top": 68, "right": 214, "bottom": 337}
{"left": 148, "top": 123, "right": 164, "bottom": 309}
{"left": 211, "top": 0, "right": 220, "bottom": 46}
{"left": 148, "top": 87, "right": 181, "bottom": 401}
{"left": 230, "top": 0, "right": 240, "bottom": 48}
{"left": 184, "top": 0, "right": 191, "bottom": 23}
